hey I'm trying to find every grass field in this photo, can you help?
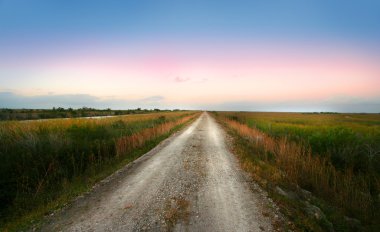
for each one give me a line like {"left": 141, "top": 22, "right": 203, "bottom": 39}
{"left": 0, "top": 111, "right": 199, "bottom": 230}
{"left": 221, "top": 112, "right": 380, "bottom": 174}
{"left": 213, "top": 111, "right": 380, "bottom": 231}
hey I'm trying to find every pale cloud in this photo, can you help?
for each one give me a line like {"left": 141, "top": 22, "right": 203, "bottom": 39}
{"left": 174, "top": 76, "right": 191, "bottom": 83}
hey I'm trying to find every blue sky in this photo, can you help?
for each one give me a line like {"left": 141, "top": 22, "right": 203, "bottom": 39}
{"left": 0, "top": 0, "right": 380, "bottom": 112}
{"left": 1, "top": 0, "right": 380, "bottom": 40}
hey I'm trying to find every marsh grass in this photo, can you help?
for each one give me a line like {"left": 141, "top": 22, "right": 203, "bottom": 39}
{"left": 226, "top": 112, "right": 380, "bottom": 174}
{"left": 0, "top": 111, "right": 199, "bottom": 230}
{"left": 213, "top": 112, "right": 380, "bottom": 231}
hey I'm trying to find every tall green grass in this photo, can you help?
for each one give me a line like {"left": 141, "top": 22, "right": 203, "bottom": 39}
{"left": 223, "top": 112, "right": 380, "bottom": 175}
{"left": 0, "top": 111, "right": 198, "bottom": 230}
{"left": 213, "top": 112, "right": 380, "bottom": 230}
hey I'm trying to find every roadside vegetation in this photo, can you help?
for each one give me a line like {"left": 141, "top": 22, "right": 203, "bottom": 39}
{"left": 213, "top": 112, "right": 380, "bottom": 232}
{"left": 0, "top": 111, "right": 199, "bottom": 231}
{"left": 0, "top": 107, "right": 179, "bottom": 121}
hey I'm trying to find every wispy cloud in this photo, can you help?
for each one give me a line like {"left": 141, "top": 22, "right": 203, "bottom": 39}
{"left": 174, "top": 76, "right": 191, "bottom": 83}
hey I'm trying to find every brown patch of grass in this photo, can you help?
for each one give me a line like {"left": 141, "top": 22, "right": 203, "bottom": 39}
{"left": 164, "top": 197, "right": 190, "bottom": 228}
{"left": 124, "top": 204, "right": 133, "bottom": 210}
{"left": 183, "top": 160, "right": 190, "bottom": 171}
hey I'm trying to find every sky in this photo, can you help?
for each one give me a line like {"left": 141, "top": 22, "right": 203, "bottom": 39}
{"left": 0, "top": 0, "right": 380, "bottom": 112}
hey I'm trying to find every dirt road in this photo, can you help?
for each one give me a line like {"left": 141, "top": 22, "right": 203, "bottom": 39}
{"left": 39, "top": 112, "right": 277, "bottom": 231}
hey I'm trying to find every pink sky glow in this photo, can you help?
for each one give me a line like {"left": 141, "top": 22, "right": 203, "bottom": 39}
{"left": 1, "top": 41, "right": 379, "bottom": 109}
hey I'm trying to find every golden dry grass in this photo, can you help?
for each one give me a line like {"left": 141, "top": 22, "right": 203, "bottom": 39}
{"left": 115, "top": 114, "right": 197, "bottom": 156}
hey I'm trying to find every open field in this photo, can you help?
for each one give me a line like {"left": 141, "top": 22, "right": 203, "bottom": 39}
{"left": 0, "top": 111, "right": 199, "bottom": 230}
{"left": 213, "top": 111, "right": 380, "bottom": 231}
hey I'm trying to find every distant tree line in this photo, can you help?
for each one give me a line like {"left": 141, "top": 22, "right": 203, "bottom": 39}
{"left": 0, "top": 107, "right": 180, "bottom": 121}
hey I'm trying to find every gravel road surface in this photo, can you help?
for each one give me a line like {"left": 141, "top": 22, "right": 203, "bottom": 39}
{"left": 39, "top": 112, "right": 278, "bottom": 232}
